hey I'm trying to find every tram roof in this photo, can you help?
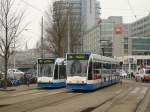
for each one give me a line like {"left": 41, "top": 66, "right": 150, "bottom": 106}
{"left": 55, "top": 58, "right": 65, "bottom": 63}
{"left": 66, "top": 53, "right": 119, "bottom": 63}
{"left": 55, "top": 58, "right": 66, "bottom": 65}
{"left": 90, "top": 54, "right": 119, "bottom": 63}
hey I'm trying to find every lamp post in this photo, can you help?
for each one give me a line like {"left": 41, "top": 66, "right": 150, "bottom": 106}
{"left": 67, "top": 2, "right": 71, "bottom": 53}
{"left": 41, "top": 17, "right": 44, "bottom": 59}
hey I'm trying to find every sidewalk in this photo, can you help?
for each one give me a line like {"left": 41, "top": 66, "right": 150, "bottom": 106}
{"left": 0, "top": 84, "right": 37, "bottom": 92}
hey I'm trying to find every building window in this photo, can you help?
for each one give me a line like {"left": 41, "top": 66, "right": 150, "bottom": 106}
{"left": 124, "top": 44, "right": 128, "bottom": 49}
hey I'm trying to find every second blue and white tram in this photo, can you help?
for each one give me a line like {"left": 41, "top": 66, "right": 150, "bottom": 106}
{"left": 66, "top": 53, "right": 120, "bottom": 91}
{"left": 37, "top": 58, "right": 66, "bottom": 88}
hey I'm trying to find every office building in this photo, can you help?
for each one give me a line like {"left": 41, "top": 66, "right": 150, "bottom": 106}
{"left": 53, "top": 0, "right": 100, "bottom": 52}
{"left": 83, "top": 16, "right": 124, "bottom": 57}
{"left": 130, "top": 13, "right": 150, "bottom": 37}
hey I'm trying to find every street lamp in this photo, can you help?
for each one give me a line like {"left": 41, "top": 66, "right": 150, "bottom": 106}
{"left": 66, "top": 2, "right": 73, "bottom": 53}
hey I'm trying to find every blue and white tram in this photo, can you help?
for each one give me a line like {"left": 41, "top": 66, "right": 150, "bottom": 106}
{"left": 66, "top": 53, "right": 120, "bottom": 91}
{"left": 37, "top": 58, "right": 66, "bottom": 88}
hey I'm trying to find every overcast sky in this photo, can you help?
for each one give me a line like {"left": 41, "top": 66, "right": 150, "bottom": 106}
{"left": 18, "top": 0, "right": 150, "bottom": 50}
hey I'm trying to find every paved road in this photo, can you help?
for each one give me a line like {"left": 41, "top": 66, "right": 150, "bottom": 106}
{"left": 0, "top": 80, "right": 149, "bottom": 112}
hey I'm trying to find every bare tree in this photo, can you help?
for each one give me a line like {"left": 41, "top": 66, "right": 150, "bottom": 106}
{"left": 43, "top": 1, "right": 82, "bottom": 57}
{"left": 0, "top": 0, "right": 26, "bottom": 89}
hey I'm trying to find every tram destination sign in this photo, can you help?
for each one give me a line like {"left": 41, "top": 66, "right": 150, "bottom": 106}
{"left": 38, "top": 59, "right": 55, "bottom": 64}
{"left": 67, "top": 54, "right": 90, "bottom": 60}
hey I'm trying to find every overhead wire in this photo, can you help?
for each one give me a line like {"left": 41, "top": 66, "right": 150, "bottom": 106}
{"left": 21, "top": 0, "right": 44, "bottom": 13}
{"left": 127, "top": 0, "right": 137, "bottom": 19}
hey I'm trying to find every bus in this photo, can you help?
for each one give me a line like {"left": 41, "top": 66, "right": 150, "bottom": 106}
{"left": 66, "top": 53, "right": 120, "bottom": 91}
{"left": 37, "top": 58, "right": 66, "bottom": 88}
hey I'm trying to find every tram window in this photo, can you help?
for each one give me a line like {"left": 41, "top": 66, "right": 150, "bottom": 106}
{"left": 94, "top": 69, "right": 99, "bottom": 74}
{"left": 88, "top": 60, "right": 92, "bottom": 80}
{"left": 54, "top": 64, "right": 58, "bottom": 79}
{"left": 103, "top": 63, "right": 111, "bottom": 69}
{"left": 117, "top": 64, "right": 120, "bottom": 69}
{"left": 93, "top": 62, "right": 102, "bottom": 69}
{"left": 112, "top": 64, "right": 117, "bottom": 69}
{"left": 59, "top": 64, "right": 66, "bottom": 79}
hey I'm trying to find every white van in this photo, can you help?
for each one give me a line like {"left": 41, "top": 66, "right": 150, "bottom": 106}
{"left": 8, "top": 69, "right": 24, "bottom": 80}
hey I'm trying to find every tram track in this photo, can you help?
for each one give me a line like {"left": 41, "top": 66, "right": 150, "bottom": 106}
{"left": 24, "top": 84, "right": 124, "bottom": 112}
{"left": 0, "top": 88, "right": 66, "bottom": 99}
{"left": 80, "top": 85, "right": 134, "bottom": 112}
{"left": 0, "top": 90, "right": 85, "bottom": 112}
{"left": 0, "top": 81, "right": 149, "bottom": 112}
{"left": 80, "top": 85, "right": 149, "bottom": 112}
{"left": 19, "top": 83, "right": 127, "bottom": 112}
{"left": 135, "top": 87, "right": 150, "bottom": 112}
{"left": 0, "top": 87, "right": 37, "bottom": 98}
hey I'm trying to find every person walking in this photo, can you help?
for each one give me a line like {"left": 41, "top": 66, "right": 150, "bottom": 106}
{"left": 24, "top": 73, "right": 31, "bottom": 87}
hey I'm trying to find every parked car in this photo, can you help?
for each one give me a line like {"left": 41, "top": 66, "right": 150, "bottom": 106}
{"left": 7, "top": 69, "right": 24, "bottom": 80}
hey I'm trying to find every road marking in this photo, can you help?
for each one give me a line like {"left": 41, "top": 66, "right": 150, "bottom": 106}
{"left": 11, "top": 90, "right": 40, "bottom": 97}
{"left": 31, "top": 91, "right": 63, "bottom": 96}
{"left": 130, "top": 87, "right": 140, "bottom": 94}
{"left": 67, "top": 92, "right": 83, "bottom": 95}
{"left": 140, "top": 87, "right": 148, "bottom": 94}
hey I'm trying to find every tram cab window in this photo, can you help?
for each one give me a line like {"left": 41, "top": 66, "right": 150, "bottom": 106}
{"left": 38, "top": 64, "right": 53, "bottom": 77}
{"left": 70, "top": 60, "right": 82, "bottom": 74}
{"left": 67, "top": 60, "right": 88, "bottom": 77}
{"left": 88, "top": 60, "right": 92, "bottom": 80}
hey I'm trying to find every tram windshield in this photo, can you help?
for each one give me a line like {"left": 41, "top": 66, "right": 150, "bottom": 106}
{"left": 38, "top": 59, "right": 55, "bottom": 77}
{"left": 67, "top": 54, "right": 90, "bottom": 77}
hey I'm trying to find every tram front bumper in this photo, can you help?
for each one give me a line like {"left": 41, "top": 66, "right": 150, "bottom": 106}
{"left": 66, "top": 83, "right": 96, "bottom": 91}
{"left": 37, "top": 82, "right": 66, "bottom": 88}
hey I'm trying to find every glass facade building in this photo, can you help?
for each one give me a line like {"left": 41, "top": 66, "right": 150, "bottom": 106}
{"left": 132, "top": 37, "right": 150, "bottom": 55}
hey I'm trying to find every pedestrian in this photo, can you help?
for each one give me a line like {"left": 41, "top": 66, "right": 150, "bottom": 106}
{"left": 24, "top": 73, "right": 31, "bottom": 87}
{"left": 131, "top": 72, "right": 135, "bottom": 79}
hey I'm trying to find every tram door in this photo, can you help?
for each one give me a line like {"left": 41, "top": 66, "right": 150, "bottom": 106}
{"left": 54, "top": 62, "right": 66, "bottom": 80}
{"left": 88, "top": 60, "right": 93, "bottom": 80}
{"left": 54, "top": 64, "right": 59, "bottom": 80}
{"left": 59, "top": 62, "right": 66, "bottom": 79}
